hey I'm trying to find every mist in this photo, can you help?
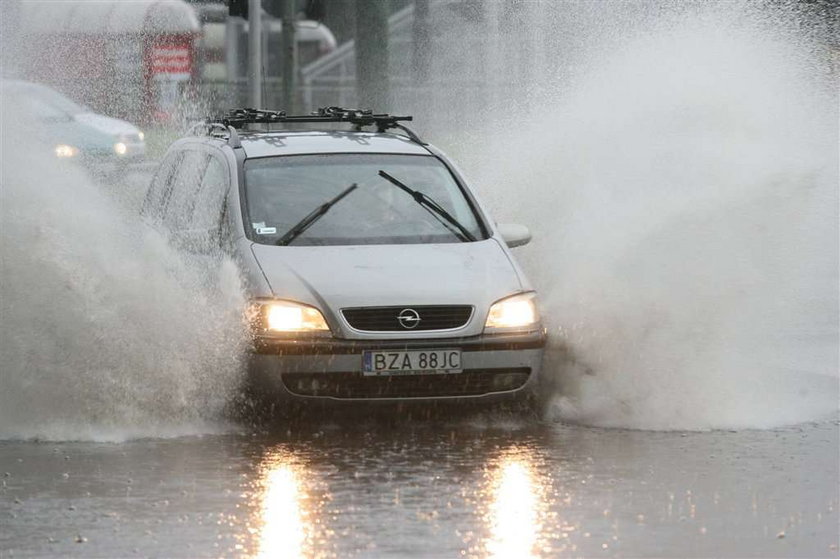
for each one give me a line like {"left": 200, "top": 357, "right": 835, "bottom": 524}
{"left": 450, "top": 2, "right": 838, "bottom": 429}
{"left": 0, "top": 110, "right": 246, "bottom": 441}
{"left": 0, "top": 0, "right": 836, "bottom": 437}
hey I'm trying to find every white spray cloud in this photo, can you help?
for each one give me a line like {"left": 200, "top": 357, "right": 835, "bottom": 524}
{"left": 462, "top": 5, "right": 838, "bottom": 429}
{"left": 0, "top": 112, "right": 247, "bottom": 442}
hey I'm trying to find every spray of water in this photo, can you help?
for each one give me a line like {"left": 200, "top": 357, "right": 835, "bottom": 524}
{"left": 459, "top": 3, "right": 838, "bottom": 429}
{"left": 0, "top": 1, "right": 835, "bottom": 438}
{"left": 0, "top": 111, "right": 247, "bottom": 441}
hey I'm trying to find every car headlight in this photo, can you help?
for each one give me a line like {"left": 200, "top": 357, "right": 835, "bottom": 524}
{"left": 484, "top": 292, "right": 540, "bottom": 331}
{"left": 55, "top": 144, "right": 79, "bottom": 158}
{"left": 137, "top": 131, "right": 145, "bottom": 141}
{"left": 114, "top": 142, "right": 128, "bottom": 156}
{"left": 249, "top": 299, "right": 330, "bottom": 336}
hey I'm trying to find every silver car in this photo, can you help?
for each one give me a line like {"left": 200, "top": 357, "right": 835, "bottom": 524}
{"left": 143, "top": 108, "right": 546, "bottom": 408}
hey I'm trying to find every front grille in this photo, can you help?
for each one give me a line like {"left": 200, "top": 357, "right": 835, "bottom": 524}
{"left": 282, "top": 368, "right": 530, "bottom": 399}
{"left": 342, "top": 305, "right": 473, "bottom": 332}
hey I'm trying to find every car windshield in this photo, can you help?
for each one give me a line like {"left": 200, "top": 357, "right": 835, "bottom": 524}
{"left": 244, "top": 154, "right": 486, "bottom": 246}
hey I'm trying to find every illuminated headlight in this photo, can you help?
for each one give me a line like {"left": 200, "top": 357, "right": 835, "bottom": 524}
{"left": 484, "top": 292, "right": 540, "bottom": 331}
{"left": 55, "top": 144, "right": 79, "bottom": 158}
{"left": 250, "top": 300, "right": 330, "bottom": 335}
{"left": 114, "top": 142, "right": 128, "bottom": 156}
{"left": 137, "top": 131, "right": 145, "bottom": 141}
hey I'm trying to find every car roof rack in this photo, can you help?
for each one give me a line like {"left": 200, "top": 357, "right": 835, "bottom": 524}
{"left": 203, "top": 107, "right": 427, "bottom": 146}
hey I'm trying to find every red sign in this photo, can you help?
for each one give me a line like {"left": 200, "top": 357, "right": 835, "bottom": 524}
{"left": 150, "top": 45, "right": 191, "bottom": 76}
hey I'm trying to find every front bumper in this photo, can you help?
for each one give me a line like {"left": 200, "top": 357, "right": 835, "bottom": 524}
{"left": 248, "top": 330, "right": 546, "bottom": 403}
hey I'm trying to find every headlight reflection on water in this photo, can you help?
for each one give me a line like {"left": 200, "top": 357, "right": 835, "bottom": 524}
{"left": 257, "top": 464, "right": 306, "bottom": 558}
{"left": 248, "top": 451, "right": 323, "bottom": 559}
{"left": 484, "top": 450, "right": 547, "bottom": 559}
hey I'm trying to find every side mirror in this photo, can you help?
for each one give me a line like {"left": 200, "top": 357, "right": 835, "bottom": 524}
{"left": 497, "top": 223, "right": 532, "bottom": 248}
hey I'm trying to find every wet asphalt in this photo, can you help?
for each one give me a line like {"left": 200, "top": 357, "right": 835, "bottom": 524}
{"left": 1, "top": 414, "right": 837, "bottom": 558}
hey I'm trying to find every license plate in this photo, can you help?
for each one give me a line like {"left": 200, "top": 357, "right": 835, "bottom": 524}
{"left": 362, "top": 349, "right": 462, "bottom": 376}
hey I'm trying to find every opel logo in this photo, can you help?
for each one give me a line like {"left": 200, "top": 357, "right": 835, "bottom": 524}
{"left": 397, "top": 308, "right": 421, "bottom": 329}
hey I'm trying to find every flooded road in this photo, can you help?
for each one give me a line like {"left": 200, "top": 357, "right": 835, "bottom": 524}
{"left": 2, "top": 417, "right": 837, "bottom": 558}
{"left": 1, "top": 3, "right": 837, "bottom": 557}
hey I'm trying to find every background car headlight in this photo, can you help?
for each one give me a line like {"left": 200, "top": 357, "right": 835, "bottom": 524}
{"left": 484, "top": 292, "right": 540, "bottom": 331}
{"left": 114, "top": 142, "right": 128, "bottom": 156}
{"left": 137, "top": 131, "right": 145, "bottom": 141}
{"left": 54, "top": 144, "right": 78, "bottom": 158}
{"left": 250, "top": 300, "right": 330, "bottom": 335}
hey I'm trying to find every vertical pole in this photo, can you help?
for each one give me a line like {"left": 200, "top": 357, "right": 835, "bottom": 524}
{"left": 411, "top": 0, "right": 430, "bottom": 123}
{"left": 412, "top": 0, "right": 430, "bottom": 85}
{"left": 355, "top": 0, "right": 389, "bottom": 110}
{"left": 248, "top": 0, "right": 262, "bottom": 108}
{"left": 280, "top": 0, "right": 297, "bottom": 113}
{"left": 225, "top": 18, "right": 239, "bottom": 107}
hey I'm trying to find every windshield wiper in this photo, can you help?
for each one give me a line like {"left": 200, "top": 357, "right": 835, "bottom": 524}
{"left": 377, "top": 170, "right": 476, "bottom": 242}
{"left": 276, "top": 183, "right": 358, "bottom": 246}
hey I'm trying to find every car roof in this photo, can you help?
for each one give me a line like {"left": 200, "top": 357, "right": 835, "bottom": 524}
{"left": 2, "top": 79, "right": 52, "bottom": 93}
{"left": 236, "top": 130, "right": 432, "bottom": 158}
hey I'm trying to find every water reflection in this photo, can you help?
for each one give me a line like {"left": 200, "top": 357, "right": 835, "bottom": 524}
{"left": 253, "top": 453, "right": 310, "bottom": 559}
{"left": 484, "top": 449, "right": 546, "bottom": 558}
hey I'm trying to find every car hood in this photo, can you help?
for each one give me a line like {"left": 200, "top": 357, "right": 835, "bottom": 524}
{"left": 250, "top": 239, "right": 523, "bottom": 336}
{"left": 74, "top": 113, "right": 140, "bottom": 138}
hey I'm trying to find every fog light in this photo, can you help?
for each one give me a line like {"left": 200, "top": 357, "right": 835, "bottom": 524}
{"left": 492, "top": 373, "right": 527, "bottom": 390}
{"left": 295, "top": 379, "right": 322, "bottom": 393}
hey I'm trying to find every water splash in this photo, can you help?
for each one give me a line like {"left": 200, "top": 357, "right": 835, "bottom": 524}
{"left": 1, "top": 0, "right": 835, "bottom": 437}
{"left": 459, "top": 3, "right": 838, "bottom": 429}
{"left": 0, "top": 113, "right": 247, "bottom": 442}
